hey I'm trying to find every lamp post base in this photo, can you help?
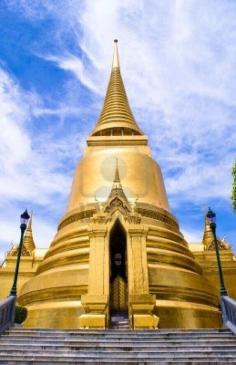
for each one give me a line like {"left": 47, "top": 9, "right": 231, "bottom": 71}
{"left": 9, "top": 288, "right": 17, "bottom": 297}
{"left": 220, "top": 288, "right": 228, "bottom": 297}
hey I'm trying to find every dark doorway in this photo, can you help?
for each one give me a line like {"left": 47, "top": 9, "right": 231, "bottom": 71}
{"left": 109, "top": 221, "right": 128, "bottom": 326}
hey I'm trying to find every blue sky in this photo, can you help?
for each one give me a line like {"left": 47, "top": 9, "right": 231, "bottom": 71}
{"left": 0, "top": 0, "right": 235, "bottom": 259}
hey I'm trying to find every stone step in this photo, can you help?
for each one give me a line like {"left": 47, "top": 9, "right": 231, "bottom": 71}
{"left": 5, "top": 330, "right": 232, "bottom": 339}
{"left": 6, "top": 334, "right": 234, "bottom": 340}
{"left": 111, "top": 325, "right": 130, "bottom": 328}
{"left": 0, "top": 358, "right": 236, "bottom": 365}
{"left": 4, "top": 335, "right": 234, "bottom": 342}
{"left": 1, "top": 348, "right": 236, "bottom": 355}
{"left": 0, "top": 352, "right": 236, "bottom": 360}
{"left": 5, "top": 336, "right": 233, "bottom": 342}
{"left": 110, "top": 323, "right": 129, "bottom": 326}
{"left": 1, "top": 327, "right": 235, "bottom": 364}
{"left": 2, "top": 338, "right": 236, "bottom": 345}
{"left": 5, "top": 330, "right": 231, "bottom": 337}
{"left": 111, "top": 323, "right": 129, "bottom": 327}
{"left": 8, "top": 327, "right": 229, "bottom": 333}
{"left": 1, "top": 344, "right": 236, "bottom": 352}
{"left": 111, "top": 320, "right": 129, "bottom": 322}
{"left": 0, "top": 337, "right": 236, "bottom": 347}
{"left": 4, "top": 331, "right": 233, "bottom": 337}
{"left": 7, "top": 328, "right": 230, "bottom": 333}
{"left": 2, "top": 343, "right": 236, "bottom": 350}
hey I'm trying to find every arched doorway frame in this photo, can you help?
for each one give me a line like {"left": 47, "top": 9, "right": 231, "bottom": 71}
{"left": 109, "top": 217, "right": 128, "bottom": 320}
{"left": 80, "top": 210, "right": 158, "bottom": 329}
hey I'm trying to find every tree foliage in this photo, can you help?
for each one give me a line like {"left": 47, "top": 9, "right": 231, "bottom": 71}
{"left": 15, "top": 306, "right": 27, "bottom": 324}
{"left": 232, "top": 161, "right": 236, "bottom": 211}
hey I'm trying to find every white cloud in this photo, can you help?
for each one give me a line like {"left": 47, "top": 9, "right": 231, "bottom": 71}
{"left": 181, "top": 228, "right": 202, "bottom": 244}
{"left": 41, "top": 0, "right": 235, "bottom": 207}
{"left": 44, "top": 54, "right": 99, "bottom": 94}
{"left": 0, "top": 67, "right": 81, "bottom": 259}
{"left": 0, "top": 66, "right": 79, "bottom": 203}
{"left": 2, "top": 0, "right": 236, "bottom": 250}
{"left": 7, "top": 1, "right": 236, "bottom": 208}
{"left": 31, "top": 215, "right": 56, "bottom": 249}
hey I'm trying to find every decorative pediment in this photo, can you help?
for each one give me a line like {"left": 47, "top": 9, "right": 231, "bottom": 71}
{"left": 105, "top": 195, "right": 131, "bottom": 215}
{"left": 206, "top": 238, "right": 230, "bottom": 251}
{"left": 7, "top": 244, "right": 31, "bottom": 257}
{"left": 104, "top": 162, "right": 131, "bottom": 215}
{"left": 202, "top": 217, "right": 231, "bottom": 251}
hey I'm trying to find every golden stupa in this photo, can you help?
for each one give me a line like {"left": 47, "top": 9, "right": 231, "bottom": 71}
{"left": 18, "top": 40, "right": 221, "bottom": 329}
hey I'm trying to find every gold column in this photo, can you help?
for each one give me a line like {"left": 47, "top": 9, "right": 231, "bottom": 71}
{"left": 79, "top": 224, "right": 109, "bottom": 329}
{"left": 127, "top": 226, "right": 159, "bottom": 329}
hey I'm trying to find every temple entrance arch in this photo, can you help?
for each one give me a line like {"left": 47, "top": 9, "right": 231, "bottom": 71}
{"left": 109, "top": 220, "right": 128, "bottom": 319}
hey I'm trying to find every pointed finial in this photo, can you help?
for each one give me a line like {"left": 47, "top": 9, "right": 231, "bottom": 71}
{"left": 112, "top": 39, "right": 120, "bottom": 69}
{"left": 202, "top": 211, "right": 216, "bottom": 250}
{"left": 23, "top": 212, "right": 35, "bottom": 254}
{"left": 27, "top": 211, "right": 33, "bottom": 230}
{"left": 114, "top": 158, "right": 121, "bottom": 183}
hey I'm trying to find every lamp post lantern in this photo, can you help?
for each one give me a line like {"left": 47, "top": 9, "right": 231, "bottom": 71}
{"left": 206, "top": 208, "right": 228, "bottom": 297}
{"left": 9, "top": 210, "right": 30, "bottom": 297}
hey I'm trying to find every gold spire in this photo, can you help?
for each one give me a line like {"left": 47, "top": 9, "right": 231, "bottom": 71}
{"left": 91, "top": 40, "right": 143, "bottom": 136}
{"left": 202, "top": 215, "right": 229, "bottom": 251}
{"left": 202, "top": 216, "right": 215, "bottom": 251}
{"left": 6, "top": 214, "right": 35, "bottom": 257}
{"left": 23, "top": 214, "right": 36, "bottom": 254}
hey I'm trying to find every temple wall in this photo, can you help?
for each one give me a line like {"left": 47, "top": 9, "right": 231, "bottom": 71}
{"left": 0, "top": 255, "right": 43, "bottom": 299}
{"left": 193, "top": 250, "right": 236, "bottom": 300}
{"left": 0, "top": 238, "right": 235, "bottom": 330}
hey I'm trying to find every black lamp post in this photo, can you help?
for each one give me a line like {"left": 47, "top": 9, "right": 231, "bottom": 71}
{"left": 9, "top": 210, "right": 30, "bottom": 297}
{"left": 206, "top": 208, "right": 228, "bottom": 297}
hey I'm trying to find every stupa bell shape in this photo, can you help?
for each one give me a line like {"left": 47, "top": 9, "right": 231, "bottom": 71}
{"left": 19, "top": 41, "right": 220, "bottom": 329}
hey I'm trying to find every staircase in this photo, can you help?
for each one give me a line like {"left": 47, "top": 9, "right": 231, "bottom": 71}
{"left": 110, "top": 312, "right": 129, "bottom": 329}
{"left": 0, "top": 327, "right": 236, "bottom": 364}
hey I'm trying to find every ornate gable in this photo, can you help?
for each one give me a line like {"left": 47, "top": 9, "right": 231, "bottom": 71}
{"left": 202, "top": 217, "right": 230, "bottom": 251}
{"left": 104, "top": 163, "right": 131, "bottom": 215}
